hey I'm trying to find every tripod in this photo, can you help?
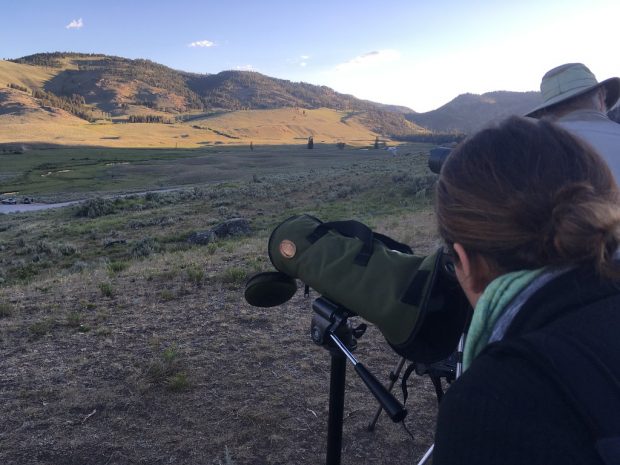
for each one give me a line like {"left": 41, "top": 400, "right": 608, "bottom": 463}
{"left": 367, "top": 336, "right": 466, "bottom": 465}
{"left": 311, "top": 297, "right": 407, "bottom": 465}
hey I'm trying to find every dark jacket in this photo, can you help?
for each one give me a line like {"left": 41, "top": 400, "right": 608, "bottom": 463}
{"left": 433, "top": 266, "right": 620, "bottom": 465}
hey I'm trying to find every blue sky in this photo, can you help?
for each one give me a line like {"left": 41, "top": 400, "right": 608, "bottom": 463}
{"left": 2, "top": 0, "right": 618, "bottom": 112}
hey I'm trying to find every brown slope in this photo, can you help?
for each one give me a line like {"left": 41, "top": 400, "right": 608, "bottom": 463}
{"left": 0, "top": 59, "right": 56, "bottom": 90}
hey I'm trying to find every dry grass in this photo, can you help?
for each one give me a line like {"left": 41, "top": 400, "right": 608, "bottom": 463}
{"left": 0, "top": 107, "right": 383, "bottom": 149}
{"left": 0, "top": 60, "right": 56, "bottom": 90}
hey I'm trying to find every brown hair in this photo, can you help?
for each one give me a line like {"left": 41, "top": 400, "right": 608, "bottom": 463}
{"left": 436, "top": 116, "right": 620, "bottom": 279}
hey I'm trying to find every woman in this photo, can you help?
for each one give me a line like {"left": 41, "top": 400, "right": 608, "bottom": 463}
{"left": 432, "top": 116, "right": 620, "bottom": 464}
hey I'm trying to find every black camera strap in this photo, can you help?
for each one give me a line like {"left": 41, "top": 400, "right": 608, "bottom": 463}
{"left": 307, "top": 220, "right": 375, "bottom": 265}
{"left": 307, "top": 221, "right": 414, "bottom": 267}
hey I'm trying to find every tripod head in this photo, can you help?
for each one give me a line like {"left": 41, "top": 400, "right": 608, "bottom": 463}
{"left": 310, "top": 296, "right": 407, "bottom": 424}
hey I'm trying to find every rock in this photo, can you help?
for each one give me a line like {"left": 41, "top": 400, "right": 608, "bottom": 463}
{"left": 211, "top": 218, "right": 251, "bottom": 238}
{"left": 187, "top": 230, "right": 216, "bottom": 245}
{"left": 103, "top": 239, "right": 127, "bottom": 248}
{"left": 187, "top": 218, "right": 251, "bottom": 246}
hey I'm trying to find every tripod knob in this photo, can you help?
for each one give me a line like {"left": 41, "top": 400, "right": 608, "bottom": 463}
{"left": 352, "top": 323, "right": 367, "bottom": 339}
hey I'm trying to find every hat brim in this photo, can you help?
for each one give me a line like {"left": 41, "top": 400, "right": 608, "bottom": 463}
{"left": 525, "top": 76, "right": 620, "bottom": 118}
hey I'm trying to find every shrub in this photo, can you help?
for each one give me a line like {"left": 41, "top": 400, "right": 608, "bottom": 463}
{"left": 99, "top": 282, "right": 114, "bottom": 297}
{"left": 220, "top": 267, "right": 247, "bottom": 285}
{"left": 75, "top": 198, "right": 116, "bottom": 218}
{"left": 58, "top": 243, "right": 78, "bottom": 256}
{"left": 108, "top": 261, "right": 129, "bottom": 273}
{"left": 33, "top": 241, "right": 78, "bottom": 257}
{"left": 162, "top": 345, "right": 178, "bottom": 363}
{"left": 95, "top": 327, "right": 112, "bottom": 336}
{"left": 186, "top": 266, "right": 204, "bottom": 285}
{"left": 0, "top": 303, "right": 13, "bottom": 318}
{"left": 70, "top": 260, "right": 90, "bottom": 273}
{"left": 131, "top": 237, "right": 161, "bottom": 258}
{"left": 35, "top": 241, "right": 54, "bottom": 254}
{"left": 159, "top": 289, "right": 175, "bottom": 301}
{"left": 66, "top": 312, "right": 82, "bottom": 328}
{"left": 402, "top": 175, "right": 437, "bottom": 197}
{"left": 8, "top": 83, "right": 28, "bottom": 92}
{"left": 145, "top": 344, "right": 190, "bottom": 391}
{"left": 29, "top": 319, "right": 53, "bottom": 339}
{"left": 144, "top": 192, "right": 162, "bottom": 203}
{"left": 16, "top": 263, "right": 38, "bottom": 281}
{"left": 165, "top": 372, "right": 190, "bottom": 391}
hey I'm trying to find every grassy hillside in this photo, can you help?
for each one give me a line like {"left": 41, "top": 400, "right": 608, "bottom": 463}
{"left": 0, "top": 55, "right": 429, "bottom": 147}
{"left": 7, "top": 53, "right": 417, "bottom": 119}
{"left": 0, "top": 59, "right": 55, "bottom": 90}
{"left": 0, "top": 105, "right": 391, "bottom": 149}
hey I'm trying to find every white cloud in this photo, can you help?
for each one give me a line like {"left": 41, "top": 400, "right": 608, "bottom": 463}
{"left": 335, "top": 49, "right": 400, "bottom": 72}
{"left": 65, "top": 18, "right": 83, "bottom": 30}
{"left": 236, "top": 64, "right": 256, "bottom": 71}
{"left": 188, "top": 40, "right": 215, "bottom": 48}
{"left": 288, "top": 55, "right": 311, "bottom": 67}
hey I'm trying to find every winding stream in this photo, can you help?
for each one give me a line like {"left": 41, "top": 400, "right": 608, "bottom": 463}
{"left": 0, "top": 201, "right": 82, "bottom": 214}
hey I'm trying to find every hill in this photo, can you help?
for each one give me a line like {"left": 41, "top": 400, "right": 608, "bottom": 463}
{"left": 0, "top": 53, "right": 430, "bottom": 146}
{"left": 0, "top": 100, "right": 400, "bottom": 149}
{"left": 0, "top": 52, "right": 578, "bottom": 147}
{"left": 8, "top": 53, "right": 420, "bottom": 123}
{"left": 405, "top": 91, "right": 543, "bottom": 133}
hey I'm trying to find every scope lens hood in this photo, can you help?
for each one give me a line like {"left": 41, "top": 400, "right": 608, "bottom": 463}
{"left": 244, "top": 271, "right": 298, "bottom": 307}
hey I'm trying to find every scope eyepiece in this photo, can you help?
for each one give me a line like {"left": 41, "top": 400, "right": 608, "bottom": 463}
{"left": 428, "top": 146, "right": 452, "bottom": 174}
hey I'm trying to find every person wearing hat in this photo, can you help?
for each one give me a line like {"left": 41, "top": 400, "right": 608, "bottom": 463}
{"left": 526, "top": 63, "right": 620, "bottom": 180}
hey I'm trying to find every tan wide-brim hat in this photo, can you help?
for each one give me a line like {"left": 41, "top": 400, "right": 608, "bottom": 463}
{"left": 525, "top": 63, "right": 620, "bottom": 118}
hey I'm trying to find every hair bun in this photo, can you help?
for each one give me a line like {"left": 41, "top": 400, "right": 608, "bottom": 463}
{"left": 548, "top": 183, "right": 620, "bottom": 271}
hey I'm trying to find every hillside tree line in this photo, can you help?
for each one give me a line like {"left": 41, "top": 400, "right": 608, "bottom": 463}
{"left": 31, "top": 88, "right": 110, "bottom": 122}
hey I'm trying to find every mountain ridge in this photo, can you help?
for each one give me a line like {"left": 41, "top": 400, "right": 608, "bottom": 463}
{"left": 4, "top": 53, "right": 429, "bottom": 140}
{"left": 406, "top": 90, "right": 543, "bottom": 133}
{"left": 1, "top": 52, "right": 584, "bottom": 148}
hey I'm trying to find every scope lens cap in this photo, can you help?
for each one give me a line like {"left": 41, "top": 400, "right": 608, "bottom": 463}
{"left": 244, "top": 271, "right": 298, "bottom": 307}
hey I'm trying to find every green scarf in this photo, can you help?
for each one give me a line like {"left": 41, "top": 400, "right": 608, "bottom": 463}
{"left": 462, "top": 268, "right": 545, "bottom": 371}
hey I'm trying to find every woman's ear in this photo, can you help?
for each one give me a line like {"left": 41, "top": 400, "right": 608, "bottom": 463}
{"left": 452, "top": 243, "right": 495, "bottom": 306}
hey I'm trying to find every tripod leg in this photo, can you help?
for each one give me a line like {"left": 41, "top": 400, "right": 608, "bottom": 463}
{"left": 326, "top": 351, "right": 347, "bottom": 465}
{"left": 430, "top": 376, "right": 445, "bottom": 403}
{"left": 416, "top": 444, "right": 434, "bottom": 465}
{"left": 367, "top": 357, "right": 406, "bottom": 431}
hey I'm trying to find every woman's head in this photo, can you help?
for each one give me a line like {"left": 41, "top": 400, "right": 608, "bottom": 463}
{"left": 436, "top": 116, "right": 620, "bottom": 283}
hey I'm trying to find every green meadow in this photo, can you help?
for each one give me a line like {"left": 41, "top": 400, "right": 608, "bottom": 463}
{"left": 1, "top": 143, "right": 432, "bottom": 200}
